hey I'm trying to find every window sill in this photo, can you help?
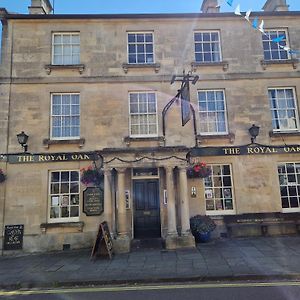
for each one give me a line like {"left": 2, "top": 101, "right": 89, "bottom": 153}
{"left": 191, "top": 61, "right": 229, "bottom": 72}
{"left": 124, "top": 136, "right": 165, "bottom": 147}
{"left": 40, "top": 221, "right": 84, "bottom": 233}
{"left": 197, "top": 133, "right": 235, "bottom": 145}
{"left": 43, "top": 138, "right": 85, "bottom": 148}
{"left": 44, "top": 64, "right": 85, "bottom": 75}
{"left": 122, "top": 63, "right": 161, "bottom": 74}
{"left": 260, "top": 59, "right": 298, "bottom": 70}
{"left": 269, "top": 130, "right": 300, "bottom": 140}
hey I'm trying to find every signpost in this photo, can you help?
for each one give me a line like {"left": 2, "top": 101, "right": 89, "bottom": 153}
{"left": 4, "top": 225, "right": 24, "bottom": 250}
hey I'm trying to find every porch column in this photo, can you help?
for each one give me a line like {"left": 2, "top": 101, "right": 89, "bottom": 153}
{"left": 178, "top": 166, "right": 191, "bottom": 234}
{"left": 103, "top": 168, "right": 112, "bottom": 229}
{"left": 114, "top": 167, "right": 130, "bottom": 253}
{"left": 178, "top": 166, "right": 195, "bottom": 248}
{"left": 116, "top": 168, "right": 127, "bottom": 236}
{"left": 165, "top": 166, "right": 177, "bottom": 235}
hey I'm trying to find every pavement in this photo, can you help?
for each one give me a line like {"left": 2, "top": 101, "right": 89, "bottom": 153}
{"left": 1, "top": 236, "right": 300, "bottom": 290}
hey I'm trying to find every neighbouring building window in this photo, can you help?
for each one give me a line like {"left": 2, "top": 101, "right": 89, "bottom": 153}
{"left": 262, "top": 29, "right": 290, "bottom": 61}
{"left": 204, "top": 164, "right": 235, "bottom": 215}
{"left": 268, "top": 88, "right": 299, "bottom": 132}
{"left": 198, "top": 89, "right": 228, "bottom": 134}
{"left": 194, "top": 31, "right": 221, "bottom": 62}
{"left": 51, "top": 93, "right": 80, "bottom": 139}
{"left": 49, "top": 170, "right": 80, "bottom": 222}
{"left": 127, "top": 32, "right": 154, "bottom": 64}
{"left": 278, "top": 163, "right": 300, "bottom": 212}
{"left": 129, "top": 92, "right": 157, "bottom": 137}
{"left": 52, "top": 32, "right": 80, "bottom": 65}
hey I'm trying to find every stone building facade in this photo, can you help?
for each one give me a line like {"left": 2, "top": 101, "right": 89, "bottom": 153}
{"left": 0, "top": 0, "right": 299, "bottom": 254}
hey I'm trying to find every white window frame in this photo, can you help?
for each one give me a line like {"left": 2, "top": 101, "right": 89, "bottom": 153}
{"left": 128, "top": 91, "right": 158, "bottom": 138}
{"left": 278, "top": 162, "right": 300, "bottom": 213}
{"left": 48, "top": 170, "right": 80, "bottom": 223}
{"left": 262, "top": 29, "right": 291, "bottom": 61}
{"left": 50, "top": 93, "right": 80, "bottom": 140}
{"left": 52, "top": 32, "right": 80, "bottom": 65}
{"left": 198, "top": 89, "right": 228, "bottom": 135}
{"left": 127, "top": 31, "right": 155, "bottom": 64}
{"left": 194, "top": 30, "right": 222, "bottom": 63}
{"left": 204, "top": 164, "right": 235, "bottom": 216}
{"left": 268, "top": 87, "right": 299, "bottom": 132}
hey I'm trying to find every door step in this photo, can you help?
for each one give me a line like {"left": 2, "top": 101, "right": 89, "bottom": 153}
{"left": 131, "top": 238, "right": 164, "bottom": 251}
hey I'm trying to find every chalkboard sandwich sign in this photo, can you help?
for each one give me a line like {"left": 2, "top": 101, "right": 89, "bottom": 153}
{"left": 4, "top": 224, "right": 24, "bottom": 250}
{"left": 91, "top": 221, "right": 113, "bottom": 260}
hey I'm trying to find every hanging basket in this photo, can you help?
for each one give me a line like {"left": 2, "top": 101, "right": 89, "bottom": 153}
{"left": 187, "top": 162, "right": 211, "bottom": 179}
{"left": 80, "top": 166, "right": 103, "bottom": 186}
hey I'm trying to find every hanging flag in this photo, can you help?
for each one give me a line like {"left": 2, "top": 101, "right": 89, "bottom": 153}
{"left": 272, "top": 35, "right": 285, "bottom": 43}
{"left": 234, "top": 4, "right": 241, "bottom": 15}
{"left": 245, "top": 9, "right": 252, "bottom": 22}
{"left": 259, "top": 20, "right": 265, "bottom": 33}
{"left": 252, "top": 16, "right": 258, "bottom": 29}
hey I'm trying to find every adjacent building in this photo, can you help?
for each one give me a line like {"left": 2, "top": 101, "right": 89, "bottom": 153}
{"left": 0, "top": 0, "right": 299, "bottom": 254}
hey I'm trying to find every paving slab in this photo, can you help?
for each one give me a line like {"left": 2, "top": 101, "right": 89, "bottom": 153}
{"left": 0, "top": 236, "right": 300, "bottom": 289}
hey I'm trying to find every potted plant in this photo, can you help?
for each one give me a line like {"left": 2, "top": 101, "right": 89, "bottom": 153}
{"left": 187, "top": 162, "right": 211, "bottom": 178}
{"left": 80, "top": 165, "right": 103, "bottom": 186}
{"left": 0, "top": 169, "right": 6, "bottom": 183}
{"left": 190, "top": 215, "right": 216, "bottom": 243}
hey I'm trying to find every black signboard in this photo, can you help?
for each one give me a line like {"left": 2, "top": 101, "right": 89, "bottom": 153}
{"left": 91, "top": 221, "right": 113, "bottom": 260}
{"left": 8, "top": 152, "right": 98, "bottom": 164}
{"left": 83, "top": 187, "right": 104, "bottom": 216}
{"left": 188, "top": 143, "right": 300, "bottom": 159}
{"left": 4, "top": 225, "right": 24, "bottom": 250}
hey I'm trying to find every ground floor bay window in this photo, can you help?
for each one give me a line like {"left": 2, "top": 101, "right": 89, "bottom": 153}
{"left": 49, "top": 170, "right": 80, "bottom": 222}
{"left": 278, "top": 162, "right": 300, "bottom": 212}
{"left": 204, "top": 164, "right": 235, "bottom": 215}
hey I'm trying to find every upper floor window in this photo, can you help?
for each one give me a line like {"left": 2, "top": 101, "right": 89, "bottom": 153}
{"left": 51, "top": 93, "right": 80, "bottom": 139}
{"left": 198, "top": 89, "right": 228, "bottom": 135}
{"left": 129, "top": 92, "right": 157, "bottom": 137}
{"left": 194, "top": 31, "right": 221, "bottom": 63}
{"left": 127, "top": 32, "right": 154, "bottom": 64}
{"left": 268, "top": 88, "right": 299, "bottom": 132}
{"left": 52, "top": 32, "right": 80, "bottom": 65}
{"left": 262, "top": 29, "right": 290, "bottom": 61}
{"left": 204, "top": 164, "right": 235, "bottom": 215}
{"left": 49, "top": 170, "right": 80, "bottom": 222}
{"left": 278, "top": 162, "right": 300, "bottom": 212}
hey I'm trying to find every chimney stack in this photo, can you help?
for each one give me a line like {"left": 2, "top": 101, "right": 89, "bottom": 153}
{"left": 29, "top": 0, "right": 53, "bottom": 15}
{"left": 263, "top": 0, "right": 289, "bottom": 12}
{"left": 201, "top": 0, "right": 220, "bottom": 13}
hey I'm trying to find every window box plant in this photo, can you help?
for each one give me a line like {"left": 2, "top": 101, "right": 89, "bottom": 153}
{"left": 190, "top": 215, "right": 216, "bottom": 243}
{"left": 0, "top": 169, "right": 6, "bottom": 183}
{"left": 187, "top": 162, "right": 211, "bottom": 178}
{"left": 80, "top": 166, "right": 103, "bottom": 186}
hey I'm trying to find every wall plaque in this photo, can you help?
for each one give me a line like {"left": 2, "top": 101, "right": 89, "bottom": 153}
{"left": 4, "top": 224, "right": 24, "bottom": 250}
{"left": 83, "top": 187, "right": 104, "bottom": 216}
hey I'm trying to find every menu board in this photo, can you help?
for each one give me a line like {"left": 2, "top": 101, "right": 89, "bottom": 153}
{"left": 91, "top": 221, "right": 113, "bottom": 260}
{"left": 4, "top": 225, "right": 24, "bottom": 250}
{"left": 83, "top": 187, "right": 104, "bottom": 216}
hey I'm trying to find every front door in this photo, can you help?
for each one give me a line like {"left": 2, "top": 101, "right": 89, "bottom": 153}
{"left": 133, "top": 180, "right": 161, "bottom": 239}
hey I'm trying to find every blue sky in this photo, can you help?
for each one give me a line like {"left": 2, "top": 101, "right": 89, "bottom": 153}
{"left": 1, "top": 0, "right": 299, "bottom": 14}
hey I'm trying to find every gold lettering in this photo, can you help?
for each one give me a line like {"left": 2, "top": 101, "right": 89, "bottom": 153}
{"left": 39, "top": 155, "right": 45, "bottom": 161}
{"left": 84, "top": 154, "right": 90, "bottom": 160}
{"left": 223, "top": 148, "right": 240, "bottom": 155}
{"left": 284, "top": 147, "right": 290, "bottom": 152}
{"left": 247, "top": 148, "right": 254, "bottom": 154}
{"left": 18, "top": 155, "right": 34, "bottom": 162}
{"left": 72, "top": 154, "right": 78, "bottom": 160}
